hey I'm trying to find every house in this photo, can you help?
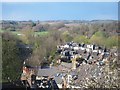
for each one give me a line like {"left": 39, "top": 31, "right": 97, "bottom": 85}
{"left": 57, "top": 42, "right": 111, "bottom": 66}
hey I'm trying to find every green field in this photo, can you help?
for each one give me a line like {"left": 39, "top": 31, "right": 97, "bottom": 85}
{"left": 34, "top": 31, "right": 48, "bottom": 36}
{"left": 0, "top": 29, "right": 48, "bottom": 36}
{"left": 0, "top": 29, "right": 3, "bottom": 33}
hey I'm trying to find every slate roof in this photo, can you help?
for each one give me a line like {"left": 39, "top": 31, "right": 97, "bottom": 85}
{"left": 54, "top": 77, "right": 63, "bottom": 84}
{"left": 60, "top": 62, "right": 72, "bottom": 69}
{"left": 37, "top": 67, "right": 60, "bottom": 77}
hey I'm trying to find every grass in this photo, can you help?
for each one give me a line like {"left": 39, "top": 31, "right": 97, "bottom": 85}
{"left": 0, "top": 29, "right": 48, "bottom": 36}
{"left": 34, "top": 31, "right": 49, "bottom": 36}
{"left": 11, "top": 31, "right": 21, "bottom": 35}
{"left": 0, "top": 29, "right": 4, "bottom": 33}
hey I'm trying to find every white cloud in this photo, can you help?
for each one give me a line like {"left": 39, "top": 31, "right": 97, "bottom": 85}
{"left": 1, "top": 0, "right": 120, "bottom": 2}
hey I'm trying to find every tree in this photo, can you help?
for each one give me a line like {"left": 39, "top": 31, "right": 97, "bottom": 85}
{"left": 73, "top": 35, "right": 89, "bottom": 44}
{"left": 20, "top": 26, "right": 35, "bottom": 44}
{"left": 62, "top": 31, "right": 73, "bottom": 42}
{"left": 2, "top": 32, "right": 22, "bottom": 82}
{"left": 105, "top": 36, "right": 118, "bottom": 48}
{"left": 89, "top": 31, "right": 107, "bottom": 46}
{"left": 32, "top": 24, "right": 45, "bottom": 32}
{"left": 42, "top": 24, "right": 50, "bottom": 31}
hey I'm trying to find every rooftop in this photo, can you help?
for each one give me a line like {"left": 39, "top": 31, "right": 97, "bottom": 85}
{"left": 37, "top": 67, "right": 60, "bottom": 77}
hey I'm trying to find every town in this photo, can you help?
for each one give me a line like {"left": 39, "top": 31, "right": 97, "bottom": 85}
{"left": 2, "top": 19, "right": 119, "bottom": 89}
{"left": 20, "top": 41, "right": 118, "bottom": 89}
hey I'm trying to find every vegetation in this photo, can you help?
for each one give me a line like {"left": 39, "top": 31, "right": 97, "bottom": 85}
{"left": 1, "top": 20, "right": 119, "bottom": 86}
{"left": 73, "top": 35, "right": 89, "bottom": 44}
{"left": 2, "top": 32, "right": 23, "bottom": 82}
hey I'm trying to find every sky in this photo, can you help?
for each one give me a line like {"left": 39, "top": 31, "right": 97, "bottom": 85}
{"left": 2, "top": 2, "right": 118, "bottom": 21}
{"left": 1, "top": 0, "right": 120, "bottom": 2}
